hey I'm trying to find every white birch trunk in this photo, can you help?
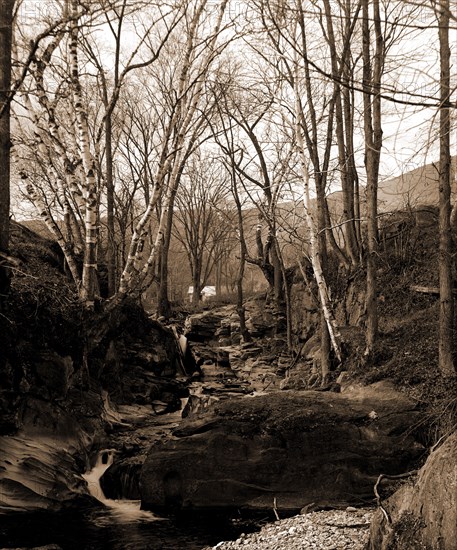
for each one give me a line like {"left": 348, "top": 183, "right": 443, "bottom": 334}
{"left": 69, "top": 0, "right": 99, "bottom": 307}
{"left": 116, "top": 0, "right": 228, "bottom": 298}
{"left": 293, "top": 79, "right": 342, "bottom": 363}
{"left": 25, "top": 181, "right": 81, "bottom": 286}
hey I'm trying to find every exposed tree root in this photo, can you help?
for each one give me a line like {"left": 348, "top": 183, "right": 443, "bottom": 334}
{"left": 374, "top": 470, "right": 418, "bottom": 525}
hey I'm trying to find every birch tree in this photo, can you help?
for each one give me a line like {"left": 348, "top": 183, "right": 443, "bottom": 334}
{"left": 13, "top": 1, "right": 187, "bottom": 308}
{"left": 117, "top": 0, "right": 231, "bottom": 310}
{"left": 244, "top": 0, "right": 345, "bottom": 370}
{"left": 292, "top": 59, "right": 343, "bottom": 369}
{"left": 82, "top": 0, "right": 184, "bottom": 297}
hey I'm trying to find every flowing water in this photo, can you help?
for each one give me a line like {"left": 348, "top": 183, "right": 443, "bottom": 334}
{"left": 0, "top": 507, "right": 243, "bottom": 549}
{"left": 0, "top": 405, "right": 249, "bottom": 549}
{"left": 0, "top": 446, "right": 245, "bottom": 549}
{"left": 81, "top": 448, "right": 161, "bottom": 523}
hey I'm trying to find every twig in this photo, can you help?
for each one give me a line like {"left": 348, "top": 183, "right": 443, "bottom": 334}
{"left": 0, "top": 251, "right": 23, "bottom": 267}
{"left": 287, "top": 340, "right": 307, "bottom": 370}
{"left": 7, "top": 267, "right": 38, "bottom": 278}
{"left": 273, "top": 497, "right": 280, "bottom": 521}
{"left": 374, "top": 475, "right": 391, "bottom": 524}
{"left": 431, "top": 430, "right": 455, "bottom": 453}
{"left": 0, "top": 311, "right": 14, "bottom": 324}
{"left": 321, "top": 522, "right": 371, "bottom": 529}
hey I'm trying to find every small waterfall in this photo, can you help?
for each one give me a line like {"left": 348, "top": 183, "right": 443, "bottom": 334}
{"left": 82, "top": 450, "right": 161, "bottom": 523}
{"left": 82, "top": 449, "right": 116, "bottom": 502}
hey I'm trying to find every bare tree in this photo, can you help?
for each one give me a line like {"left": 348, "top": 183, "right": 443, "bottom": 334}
{"left": 437, "top": 0, "right": 456, "bottom": 377}
{"left": 83, "top": 0, "right": 184, "bottom": 297}
{"left": 246, "top": 0, "right": 345, "bottom": 370}
{"left": 116, "top": 0, "right": 231, "bottom": 304}
{"left": 0, "top": 0, "right": 14, "bottom": 304}
{"left": 173, "top": 152, "right": 234, "bottom": 304}
{"left": 362, "top": 0, "right": 384, "bottom": 357}
{"left": 12, "top": 0, "right": 231, "bottom": 311}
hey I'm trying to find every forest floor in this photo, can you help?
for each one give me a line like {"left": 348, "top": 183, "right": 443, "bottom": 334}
{"left": 360, "top": 223, "right": 457, "bottom": 440}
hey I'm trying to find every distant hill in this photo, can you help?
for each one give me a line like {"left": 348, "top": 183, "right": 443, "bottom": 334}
{"left": 377, "top": 157, "right": 457, "bottom": 213}
{"left": 327, "top": 157, "right": 456, "bottom": 220}
{"left": 19, "top": 219, "right": 54, "bottom": 240}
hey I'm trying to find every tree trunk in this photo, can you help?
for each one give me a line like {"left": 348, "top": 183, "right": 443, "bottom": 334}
{"left": 70, "top": 0, "right": 99, "bottom": 308}
{"left": 0, "top": 0, "right": 13, "bottom": 305}
{"left": 192, "top": 263, "right": 202, "bottom": 305}
{"left": 316, "top": 169, "right": 332, "bottom": 380}
{"left": 157, "top": 198, "right": 175, "bottom": 318}
{"left": 362, "top": 0, "right": 383, "bottom": 356}
{"left": 235, "top": 198, "right": 251, "bottom": 343}
{"left": 105, "top": 113, "right": 117, "bottom": 297}
{"left": 438, "top": 0, "right": 455, "bottom": 377}
{"left": 272, "top": 242, "right": 286, "bottom": 335}
{"left": 26, "top": 184, "right": 82, "bottom": 286}
{"left": 294, "top": 85, "right": 342, "bottom": 364}
{"left": 322, "top": 0, "right": 360, "bottom": 266}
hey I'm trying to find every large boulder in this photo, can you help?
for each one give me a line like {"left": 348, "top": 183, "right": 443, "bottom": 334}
{"left": 140, "top": 381, "right": 424, "bottom": 514}
{"left": 366, "top": 431, "right": 457, "bottom": 550}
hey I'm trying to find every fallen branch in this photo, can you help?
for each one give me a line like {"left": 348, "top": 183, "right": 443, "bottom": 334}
{"left": 431, "top": 429, "right": 455, "bottom": 453}
{"left": 321, "top": 522, "right": 371, "bottom": 529}
{"left": 410, "top": 285, "right": 457, "bottom": 296}
{"left": 0, "top": 251, "right": 23, "bottom": 268}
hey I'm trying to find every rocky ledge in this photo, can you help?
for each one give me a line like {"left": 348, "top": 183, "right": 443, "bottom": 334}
{"left": 141, "top": 380, "right": 424, "bottom": 514}
{"left": 203, "top": 507, "right": 373, "bottom": 550}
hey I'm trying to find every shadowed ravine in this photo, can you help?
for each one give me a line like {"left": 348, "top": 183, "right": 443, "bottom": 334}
{"left": 0, "top": 405, "right": 251, "bottom": 550}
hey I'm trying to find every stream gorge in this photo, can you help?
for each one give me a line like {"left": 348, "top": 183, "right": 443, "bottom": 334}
{"left": 0, "top": 391, "right": 255, "bottom": 549}
{"left": 0, "top": 303, "right": 277, "bottom": 549}
{"left": 1, "top": 300, "right": 454, "bottom": 549}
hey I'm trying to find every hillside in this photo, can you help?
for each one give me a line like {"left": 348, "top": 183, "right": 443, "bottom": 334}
{"left": 378, "top": 157, "right": 457, "bottom": 212}
{"left": 326, "top": 157, "right": 457, "bottom": 224}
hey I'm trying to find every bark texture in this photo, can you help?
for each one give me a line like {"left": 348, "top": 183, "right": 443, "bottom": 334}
{"left": 0, "top": 0, "right": 13, "bottom": 303}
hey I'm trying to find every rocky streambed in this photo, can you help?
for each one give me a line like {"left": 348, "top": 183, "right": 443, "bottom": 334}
{"left": 1, "top": 299, "right": 456, "bottom": 550}
{"left": 203, "top": 507, "right": 374, "bottom": 550}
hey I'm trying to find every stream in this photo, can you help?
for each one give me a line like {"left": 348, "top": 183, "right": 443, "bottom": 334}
{"left": 0, "top": 505, "right": 243, "bottom": 549}
{"left": 0, "top": 328, "right": 266, "bottom": 549}
{"left": 0, "top": 400, "right": 249, "bottom": 550}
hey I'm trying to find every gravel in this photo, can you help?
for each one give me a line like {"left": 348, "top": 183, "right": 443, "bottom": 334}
{"left": 203, "top": 508, "right": 374, "bottom": 550}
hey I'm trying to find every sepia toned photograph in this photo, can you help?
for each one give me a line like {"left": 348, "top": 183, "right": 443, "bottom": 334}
{"left": 0, "top": 0, "right": 456, "bottom": 548}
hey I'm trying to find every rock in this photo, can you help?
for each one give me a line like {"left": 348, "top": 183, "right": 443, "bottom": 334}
{"left": 0, "top": 298, "right": 184, "bottom": 513}
{"left": 0, "top": 428, "right": 92, "bottom": 511}
{"left": 95, "top": 314, "right": 183, "bottom": 404}
{"left": 280, "top": 361, "right": 314, "bottom": 390}
{"left": 184, "top": 309, "right": 232, "bottom": 341}
{"left": 301, "top": 333, "right": 320, "bottom": 359}
{"left": 216, "top": 349, "right": 231, "bottom": 369}
{"left": 33, "top": 352, "right": 74, "bottom": 401}
{"left": 101, "top": 458, "right": 142, "bottom": 499}
{"left": 182, "top": 392, "right": 220, "bottom": 418}
{"left": 140, "top": 381, "right": 424, "bottom": 514}
{"left": 366, "top": 431, "right": 457, "bottom": 550}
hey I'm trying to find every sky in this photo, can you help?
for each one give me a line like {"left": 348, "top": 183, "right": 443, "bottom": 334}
{"left": 10, "top": 0, "right": 457, "bottom": 220}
